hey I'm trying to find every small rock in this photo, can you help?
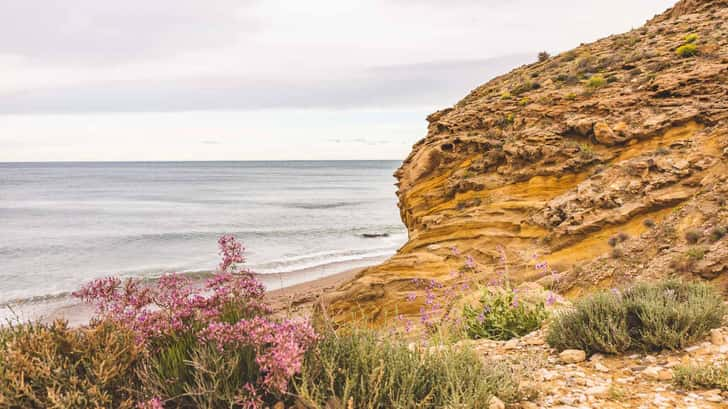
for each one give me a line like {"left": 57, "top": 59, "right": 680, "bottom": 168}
{"left": 585, "top": 385, "right": 609, "bottom": 397}
{"left": 559, "top": 349, "right": 587, "bottom": 364}
{"left": 710, "top": 328, "right": 725, "bottom": 345}
{"left": 642, "top": 366, "right": 661, "bottom": 379}
{"left": 540, "top": 368, "right": 559, "bottom": 381}
{"left": 273, "top": 402, "right": 285, "bottom": 409}
{"left": 520, "top": 402, "right": 539, "bottom": 409}
{"left": 488, "top": 396, "right": 505, "bottom": 409}
{"left": 525, "top": 337, "right": 545, "bottom": 346}
{"left": 704, "top": 390, "right": 723, "bottom": 402}
{"left": 594, "top": 362, "right": 609, "bottom": 372}
{"left": 504, "top": 339, "right": 520, "bottom": 350}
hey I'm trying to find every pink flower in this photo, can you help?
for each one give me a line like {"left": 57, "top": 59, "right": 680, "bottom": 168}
{"left": 75, "top": 235, "right": 317, "bottom": 403}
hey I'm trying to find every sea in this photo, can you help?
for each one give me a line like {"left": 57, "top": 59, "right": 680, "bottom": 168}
{"left": 0, "top": 161, "right": 406, "bottom": 315}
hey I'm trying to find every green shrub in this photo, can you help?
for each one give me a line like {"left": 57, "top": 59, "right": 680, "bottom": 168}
{"left": 463, "top": 288, "right": 548, "bottom": 341}
{"left": 547, "top": 291, "right": 632, "bottom": 354}
{"left": 685, "top": 228, "right": 702, "bottom": 244}
{"left": 0, "top": 320, "right": 141, "bottom": 409}
{"left": 538, "top": 51, "right": 550, "bottom": 62}
{"left": 674, "top": 362, "right": 728, "bottom": 391}
{"left": 686, "top": 246, "right": 706, "bottom": 260}
{"left": 685, "top": 33, "right": 699, "bottom": 44}
{"left": 676, "top": 43, "right": 698, "bottom": 58}
{"left": 623, "top": 280, "right": 725, "bottom": 350}
{"left": 547, "top": 280, "right": 726, "bottom": 354}
{"left": 295, "top": 327, "right": 525, "bottom": 408}
{"left": 137, "top": 336, "right": 261, "bottom": 409}
{"left": 586, "top": 74, "right": 607, "bottom": 88}
{"left": 709, "top": 226, "right": 726, "bottom": 242}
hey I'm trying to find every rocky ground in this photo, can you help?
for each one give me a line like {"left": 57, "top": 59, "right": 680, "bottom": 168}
{"left": 456, "top": 326, "right": 728, "bottom": 409}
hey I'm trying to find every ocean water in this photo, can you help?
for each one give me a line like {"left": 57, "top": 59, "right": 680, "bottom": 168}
{"left": 0, "top": 161, "right": 406, "bottom": 306}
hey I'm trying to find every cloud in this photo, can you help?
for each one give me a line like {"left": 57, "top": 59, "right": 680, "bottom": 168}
{"left": 0, "top": 0, "right": 259, "bottom": 63}
{"left": 0, "top": 54, "right": 532, "bottom": 113}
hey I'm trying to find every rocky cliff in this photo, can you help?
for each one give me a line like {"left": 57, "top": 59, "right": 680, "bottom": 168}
{"left": 328, "top": 0, "right": 728, "bottom": 321}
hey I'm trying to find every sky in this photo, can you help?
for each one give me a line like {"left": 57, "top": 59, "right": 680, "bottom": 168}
{"left": 0, "top": 0, "right": 676, "bottom": 161}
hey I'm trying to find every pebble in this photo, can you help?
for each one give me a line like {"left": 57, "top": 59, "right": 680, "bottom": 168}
{"left": 594, "top": 362, "right": 609, "bottom": 372}
{"left": 488, "top": 396, "right": 505, "bottom": 409}
{"left": 560, "top": 349, "right": 587, "bottom": 364}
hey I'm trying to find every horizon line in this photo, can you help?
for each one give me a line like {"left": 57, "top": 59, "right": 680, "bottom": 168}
{"left": 0, "top": 159, "right": 404, "bottom": 164}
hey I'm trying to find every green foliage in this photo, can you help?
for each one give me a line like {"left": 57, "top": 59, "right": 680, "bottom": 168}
{"left": 500, "top": 91, "right": 512, "bottom": 100}
{"left": 623, "top": 280, "right": 725, "bottom": 351}
{"left": 136, "top": 333, "right": 263, "bottom": 408}
{"left": 463, "top": 288, "right": 548, "bottom": 341}
{"left": 686, "top": 246, "right": 706, "bottom": 260}
{"left": 685, "top": 33, "right": 699, "bottom": 44}
{"left": 586, "top": 74, "right": 607, "bottom": 88}
{"left": 709, "top": 226, "right": 726, "bottom": 242}
{"left": 547, "top": 291, "right": 632, "bottom": 354}
{"left": 676, "top": 43, "right": 698, "bottom": 58}
{"left": 295, "top": 327, "right": 525, "bottom": 408}
{"left": 547, "top": 281, "right": 726, "bottom": 354}
{"left": 0, "top": 320, "right": 141, "bottom": 409}
{"left": 674, "top": 362, "right": 728, "bottom": 391}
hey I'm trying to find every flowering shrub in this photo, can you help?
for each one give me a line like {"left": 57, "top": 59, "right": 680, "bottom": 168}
{"left": 74, "top": 234, "right": 317, "bottom": 408}
{"left": 463, "top": 287, "right": 548, "bottom": 341}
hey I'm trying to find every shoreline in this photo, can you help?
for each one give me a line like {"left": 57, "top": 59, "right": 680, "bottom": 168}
{"left": 1, "top": 260, "right": 377, "bottom": 327}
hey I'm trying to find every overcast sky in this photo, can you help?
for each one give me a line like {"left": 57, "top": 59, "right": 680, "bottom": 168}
{"left": 0, "top": 0, "right": 675, "bottom": 161}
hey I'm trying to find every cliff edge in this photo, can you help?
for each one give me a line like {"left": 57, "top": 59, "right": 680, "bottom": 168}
{"left": 329, "top": 0, "right": 728, "bottom": 321}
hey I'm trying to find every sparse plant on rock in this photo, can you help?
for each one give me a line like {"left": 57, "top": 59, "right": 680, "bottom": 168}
{"left": 674, "top": 361, "right": 728, "bottom": 391}
{"left": 586, "top": 74, "right": 606, "bottom": 88}
{"left": 676, "top": 43, "right": 698, "bottom": 57}
{"left": 685, "top": 228, "right": 702, "bottom": 244}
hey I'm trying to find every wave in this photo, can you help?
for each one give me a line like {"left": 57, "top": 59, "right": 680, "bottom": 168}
{"left": 282, "top": 201, "right": 362, "bottom": 210}
{"left": 0, "top": 245, "right": 399, "bottom": 307}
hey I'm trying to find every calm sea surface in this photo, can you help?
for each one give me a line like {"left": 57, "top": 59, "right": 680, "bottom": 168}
{"left": 0, "top": 161, "right": 406, "bottom": 305}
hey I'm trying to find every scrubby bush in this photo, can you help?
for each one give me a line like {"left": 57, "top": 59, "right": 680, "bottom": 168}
{"left": 586, "top": 74, "right": 607, "bottom": 88}
{"left": 538, "top": 51, "right": 550, "bottom": 62}
{"left": 295, "top": 327, "right": 525, "bottom": 408}
{"left": 643, "top": 218, "right": 656, "bottom": 228}
{"left": 0, "top": 320, "right": 141, "bottom": 409}
{"left": 709, "top": 226, "right": 726, "bottom": 242}
{"left": 685, "top": 228, "right": 702, "bottom": 244}
{"left": 547, "top": 291, "right": 632, "bottom": 354}
{"left": 547, "top": 280, "right": 726, "bottom": 354}
{"left": 676, "top": 43, "right": 698, "bottom": 58}
{"left": 623, "top": 280, "right": 724, "bottom": 350}
{"left": 674, "top": 362, "right": 728, "bottom": 391}
{"left": 463, "top": 287, "right": 549, "bottom": 341}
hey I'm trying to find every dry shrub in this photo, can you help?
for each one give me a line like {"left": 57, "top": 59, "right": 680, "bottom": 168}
{"left": 0, "top": 320, "right": 141, "bottom": 409}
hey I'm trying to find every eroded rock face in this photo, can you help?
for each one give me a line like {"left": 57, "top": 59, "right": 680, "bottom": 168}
{"left": 328, "top": 0, "right": 728, "bottom": 321}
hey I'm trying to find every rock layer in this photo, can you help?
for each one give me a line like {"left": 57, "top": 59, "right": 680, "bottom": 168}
{"left": 328, "top": 0, "right": 728, "bottom": 320}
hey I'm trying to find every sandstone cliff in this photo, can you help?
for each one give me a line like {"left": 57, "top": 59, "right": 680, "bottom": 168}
{"left": 329, "top": 0, "right": 728, "bottom": 320}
